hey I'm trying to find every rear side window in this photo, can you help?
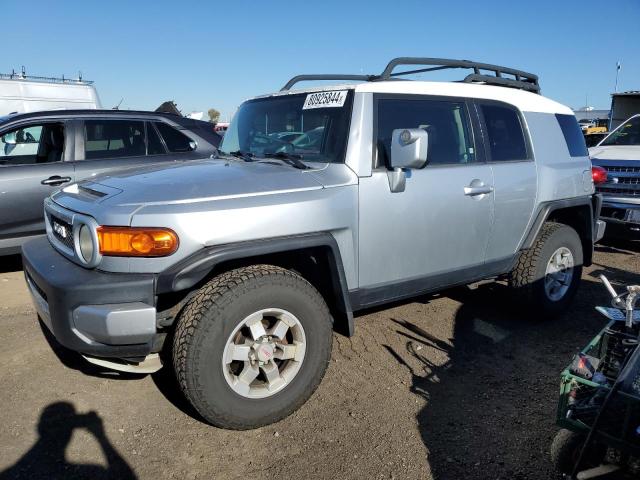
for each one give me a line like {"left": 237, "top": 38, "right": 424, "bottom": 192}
{"left": 556, "top": 114, "right": 588, "bottom": 157}
{"left": 85, "top": 120, "right": 145, "bottom": 159}
{"left": 481, "top": 104, "right": 529, "bottom": 161}
{"left": 154, "top": 122, "right": 194, "bottom": 152}
{"left": 376, "top": 98, "right": 476, "bottom": 166}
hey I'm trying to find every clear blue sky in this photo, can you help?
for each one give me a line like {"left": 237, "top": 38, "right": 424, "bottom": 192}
{"left": 4, "top": 0, "right": 639, "bottom": 119}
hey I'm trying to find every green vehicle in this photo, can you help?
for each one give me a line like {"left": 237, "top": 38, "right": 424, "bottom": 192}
{"left": 552, "top": 276, "right": 640, "bottom": 478}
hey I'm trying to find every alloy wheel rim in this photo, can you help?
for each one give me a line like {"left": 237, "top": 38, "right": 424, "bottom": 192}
{"left": 544, "top": 247, "right": 574, "bottom": 301}
{"left": 221, "top": 308, "right": 306, "bottom": 399}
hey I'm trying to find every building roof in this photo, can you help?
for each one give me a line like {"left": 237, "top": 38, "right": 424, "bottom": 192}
{"left": 612, "top": 91, "right": 640, "bottom": 97}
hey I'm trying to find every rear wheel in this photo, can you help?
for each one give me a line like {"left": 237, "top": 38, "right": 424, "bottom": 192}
{"left": 172, "top": 264, "right": 333, "bottom": 430}
{"left": 509, "top": 222, "right": 583, "bottom": 316}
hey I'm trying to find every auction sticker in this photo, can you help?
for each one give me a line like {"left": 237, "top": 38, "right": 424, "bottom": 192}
{"left": 303, "top": 90, "right": 348, "bottom": 110}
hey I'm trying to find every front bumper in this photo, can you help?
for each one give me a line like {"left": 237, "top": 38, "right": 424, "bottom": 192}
{"left": 22, "top": 236, "right": 158, "bottom": 359}
{"left": 600, "top": 200, "right": 640, "bottom": 230}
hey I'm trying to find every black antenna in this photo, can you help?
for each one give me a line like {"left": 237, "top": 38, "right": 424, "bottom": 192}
{"left": 113, "top": 98, "right": 124, "bottom": 110}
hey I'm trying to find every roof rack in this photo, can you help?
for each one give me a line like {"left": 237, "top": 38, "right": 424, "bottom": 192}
{"left": 281, "top": 57, "right": 540, "bottom": 94}
{"left": 0, "top": 67, "right": 94, "bottom": 85}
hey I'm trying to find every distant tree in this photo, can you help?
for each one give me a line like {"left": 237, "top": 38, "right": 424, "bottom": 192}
{"left": 207, "top": 108, "right": 220, "bottom": 123}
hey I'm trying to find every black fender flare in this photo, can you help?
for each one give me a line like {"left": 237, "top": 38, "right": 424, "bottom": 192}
{"left": 520, "top": 194, "right": 602, "bottom": 265}
{"left": 156, "top": 232, "right": 355, "bottom": 336}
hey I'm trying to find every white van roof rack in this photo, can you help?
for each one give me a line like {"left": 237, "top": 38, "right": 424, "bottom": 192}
{"left": 0, "top": 67, "right": 94, "bottom": 85}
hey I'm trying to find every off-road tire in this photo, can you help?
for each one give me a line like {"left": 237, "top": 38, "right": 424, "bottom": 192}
{"left": 509, "top": 222, "right": 583, "bottom": 316}
{"left": 550, "top": 429, "right": 605, "bottom": 474}
{"left": 172, "top": 264, "right": 332, "bottom": 430}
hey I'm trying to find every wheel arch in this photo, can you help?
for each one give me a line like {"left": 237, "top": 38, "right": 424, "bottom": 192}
{"left": 156, "top": 233, "right": 355, "bottom": 336}
{"left": 521, "top": 197, "right": 599, "bottom": 266}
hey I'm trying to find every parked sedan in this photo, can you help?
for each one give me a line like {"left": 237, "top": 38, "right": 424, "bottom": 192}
{"left": 0, "top": 110, "right": 220, "bottom": 255}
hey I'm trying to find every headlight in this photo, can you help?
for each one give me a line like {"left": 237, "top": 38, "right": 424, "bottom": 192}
{"left": 78, "top": 224, "right": 95, "bottom": 262}
{"left": 97, "top": 226, "right": 179, "bottom": 257}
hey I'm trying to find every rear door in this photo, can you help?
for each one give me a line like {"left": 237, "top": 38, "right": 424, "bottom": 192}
{"left": 0, "top": 120, "right": 74, "bottom": 248}
{"left": 474, "top": 101, "right": 537, "bottom": 262}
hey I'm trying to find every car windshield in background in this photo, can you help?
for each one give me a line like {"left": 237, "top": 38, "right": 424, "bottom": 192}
{"left": 601, "top": 116, "right": 640, "bottom": 146}
{"left": 219, "top": 90, "right": 353, "bottom": 163}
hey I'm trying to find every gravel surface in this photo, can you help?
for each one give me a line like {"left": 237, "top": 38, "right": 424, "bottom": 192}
{"left": 0, "top": 238, "right": 638, "bottom": 480}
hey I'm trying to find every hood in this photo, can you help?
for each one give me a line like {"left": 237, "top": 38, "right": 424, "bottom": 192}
{"left": 81, "top": 158, "right": 326, "bottom": 206}
{"left": 589, "top": 145, "right": 640, "bottom": 161}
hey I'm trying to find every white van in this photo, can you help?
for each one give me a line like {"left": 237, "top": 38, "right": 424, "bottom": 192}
{"left": 0, "top": 72, "right": 101, "bottom": 115}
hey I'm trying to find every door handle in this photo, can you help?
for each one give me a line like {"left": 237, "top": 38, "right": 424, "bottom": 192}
{"left": 41, "top": 176, "right": 72, "bottom": 186}
{"left": 464, "top": 185, "right": 494, "bottom": 196}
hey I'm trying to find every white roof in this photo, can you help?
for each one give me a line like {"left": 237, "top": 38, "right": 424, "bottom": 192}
{"left": 257, "top": 80, "right": 572, "bottom": 115}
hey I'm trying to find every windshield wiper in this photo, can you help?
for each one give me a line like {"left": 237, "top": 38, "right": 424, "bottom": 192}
{"left": 263, "top": 152, "right": 309, "bottom": 170}
{"left": 228, "top": 150, "right": 256, "bottom": 162}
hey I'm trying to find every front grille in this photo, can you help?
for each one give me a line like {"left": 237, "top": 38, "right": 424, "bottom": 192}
{"left": 596, "top": 164, "right": 640, "bottom": 198}
{"left": 605, "top": 165, "right": 640, "bottom": 174}
{"left": 49, "top": 214, "right": 74, "bottom": 251}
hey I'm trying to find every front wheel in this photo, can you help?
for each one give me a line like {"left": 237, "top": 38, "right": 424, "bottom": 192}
{"left": 509, "top": 222, "right": 583, "bottom": 316}
{"left": 172, "top": 265, "right": 333, "bottom": 430}
{"left": 550, "top": 429, "right": 605, "bottom": 474}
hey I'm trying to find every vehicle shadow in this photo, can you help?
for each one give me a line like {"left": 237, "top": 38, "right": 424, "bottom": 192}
{"left": 39, "top": 319, "right": 205, "bottom": 422}
{"left": 38, "top": 319, "right": 144, "bottom": 380}
{"left": 0, "top": 254, "right": 22, "bottom": 274}
{"left": 0, "top": 402, "right": 136, "bottom": 480}
{"left": 384, "top": 272, "right": 631, "bottom": 479}
{"left": 597, "top": 230, "right": 640, "bottom": 254}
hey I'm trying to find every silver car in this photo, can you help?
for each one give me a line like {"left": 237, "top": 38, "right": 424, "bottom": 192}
{"left": 0, "top": 110, "right": 220, "bottom": 255}
{"left": 22, "top": 58, "right": 604, "bottom": 430}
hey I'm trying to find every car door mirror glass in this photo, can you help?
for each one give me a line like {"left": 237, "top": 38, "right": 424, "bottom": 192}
{"left": 390, "top": 128, "right": 428, "bottom": 169}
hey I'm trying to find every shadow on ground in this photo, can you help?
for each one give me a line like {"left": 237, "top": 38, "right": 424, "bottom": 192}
{"left": 385, "top": 263, "right": 636, "bottom": 479}
{"left": 0, "top": 402, "right": 136, "bottom": 480}
{"left": 0, "top": 254, "right": 22, "bottom": 274}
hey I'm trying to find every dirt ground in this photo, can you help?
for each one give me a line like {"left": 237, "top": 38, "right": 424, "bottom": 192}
{"left": 0, "top": 238, "right": 639, "bottom": 480}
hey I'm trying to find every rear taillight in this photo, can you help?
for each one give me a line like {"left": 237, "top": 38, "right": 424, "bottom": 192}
{"left": 592, "top": 166, "right": 608, "bottom": 185}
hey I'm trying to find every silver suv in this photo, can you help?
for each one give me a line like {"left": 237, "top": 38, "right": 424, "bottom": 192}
{"left": 22, "top": 58, "right": 605, "bottom": 430}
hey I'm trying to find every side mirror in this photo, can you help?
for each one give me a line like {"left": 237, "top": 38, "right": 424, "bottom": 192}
{"left": 188, "top": 140, "right": 197, "bottom": 151}
{"left": 390, "top": 128, "right": 428, "bottom": 170}
{"left": 1, "top": 132, "right": 16, "bottom": 145}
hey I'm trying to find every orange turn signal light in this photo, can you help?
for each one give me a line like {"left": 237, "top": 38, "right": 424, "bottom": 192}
{"left": 97, "top": 226, "right": 179, "bottom": 257}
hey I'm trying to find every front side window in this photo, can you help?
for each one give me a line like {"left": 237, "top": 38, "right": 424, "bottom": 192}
{"left": 601, "top": 116, "right": 640, "bottom": 146}
{"left": 376, "top": 97, "right": 476, "bottom": 166}
{"left": 481, "top": 104, "right": 529, "bottom": 161}
{"left": 84, "top": 120, "right": 145, "bottom": 159}
{"left": 220, "top": 90, "right": 354, "bottom": 163}
{"left": 0, "top": 123, "right": 64, "bottom": 165}
{"left": 155, "top": 122, "right": 194, "bottom": 153}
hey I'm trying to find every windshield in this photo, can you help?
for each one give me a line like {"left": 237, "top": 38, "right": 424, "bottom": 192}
{"left": 219, "top": 90, "right": 353, "bottom": 163}
{"left": 601, "top": 116, "right": 640, "bottom": 146}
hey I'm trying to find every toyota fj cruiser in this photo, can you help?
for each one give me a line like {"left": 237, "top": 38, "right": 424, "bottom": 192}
{"left": 22, "top": 58, "right": 605, "bottom": 429}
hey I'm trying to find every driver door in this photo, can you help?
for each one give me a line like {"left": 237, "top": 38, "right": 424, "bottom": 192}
{"left": 357, "top": 95, "right": 494, "bottom": 304}
{"left": 0, "top": 121, "right": 74, "bottom": 250}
